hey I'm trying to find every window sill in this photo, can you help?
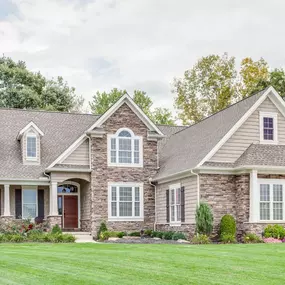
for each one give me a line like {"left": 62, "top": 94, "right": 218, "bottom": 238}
{"left": 259, "top": 140, "right": 278, "bottom": 145}
{"left": 108, "top": 217, "right": 144, "bottom": 222}
{"left": 246, "top": 221, "right": 285, "bottom": 224}
{"left": 169, "top": 223, "right": 181, "bottom": 227}
{"left": 108, "top": 163, "right": 143, "bottom": 168}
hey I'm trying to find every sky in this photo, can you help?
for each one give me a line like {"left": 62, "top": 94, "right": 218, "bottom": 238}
{"left": 1, "top": 0, "right": 285, "bottom": 113}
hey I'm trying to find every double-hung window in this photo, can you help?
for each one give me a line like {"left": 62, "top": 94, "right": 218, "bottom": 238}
{"left": 169, "top": 184, "right": 181, "bottom": 224}
{"left": 259, "top": 183, "right": 284, "bottom": 221}
{"left": 22, "top": 188, "right": 37, "bottom": 219}
{"left": 26, "top": 133, "right": 37, "bottom": 160}
{"left": 108, "top": 128, "right": 143, "bottom": 167}
{"left": 108, "top": 183, "right": 143, "bottom": 221}
{"left": 260, "top": 112, "right": 278, "bottom": 144}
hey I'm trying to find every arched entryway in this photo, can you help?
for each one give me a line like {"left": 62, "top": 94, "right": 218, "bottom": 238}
{"left": 57, "top": 181, "right": 80, "bottom": 229}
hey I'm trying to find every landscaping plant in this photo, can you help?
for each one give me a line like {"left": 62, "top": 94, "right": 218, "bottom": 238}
{"left": 220, "top": 214, "right": 236, "bottom": 243}
{"left": 191, "top": 234, "right": 210, "bottom": 244}
{"left": 263, "top": 224, "right": 285, "bottom": 240}
{"left": 243, "top": 233, "right": 263, "bottom": 243}
{"left": 195, "top": 202, "right": 214, "bottom": 235}
{"left": 97, "top": 221, "right": 108, "bottom": 239}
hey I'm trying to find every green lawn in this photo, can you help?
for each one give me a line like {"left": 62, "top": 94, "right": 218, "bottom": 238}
{"left": 0, "top": 243, "right": 284, "bottom": 285}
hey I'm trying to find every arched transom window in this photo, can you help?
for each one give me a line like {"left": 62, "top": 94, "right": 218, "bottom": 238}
{"left": 108, "top": 128, "right": 143, "bottom": 167}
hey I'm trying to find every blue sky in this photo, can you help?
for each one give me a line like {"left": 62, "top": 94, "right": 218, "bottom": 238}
{"left": 1, "top": 0, "right": 285, "bottom": 113}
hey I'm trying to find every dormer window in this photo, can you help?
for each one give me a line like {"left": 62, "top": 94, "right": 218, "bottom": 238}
{"left": 260, "top": 112, "right": 278, "bottom": 144}
{"left": 108, "top": 128, "right": 143, "bottom": 167}
{"left": 26, "top": 133, "right": 37, "bottom": 160}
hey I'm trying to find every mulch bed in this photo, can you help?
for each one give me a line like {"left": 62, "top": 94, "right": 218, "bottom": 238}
{"left": 104, "top": 238, "right": 188, "bottom": 244}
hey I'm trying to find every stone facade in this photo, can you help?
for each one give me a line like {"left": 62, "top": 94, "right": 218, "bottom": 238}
{"left": 156, "top": 224, "right": 196, "bottom": 239}
{"left": 47, "top": 215, "right": 62, "bottom": 229}
{"left": 90, "top": 103, "right": 157, "bottom": 236}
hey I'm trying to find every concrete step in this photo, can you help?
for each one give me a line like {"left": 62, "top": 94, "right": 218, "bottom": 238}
{"left": 64, "top": 232, "right": 96, "bottom": 243}
{"left": 64, "top": 231, "right": 91, "bottom": 236}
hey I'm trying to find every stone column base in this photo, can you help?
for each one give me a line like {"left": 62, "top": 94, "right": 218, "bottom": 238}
{"left": 0, "top": 216, "right": 14, "bottom": 223}
{"left": 47, "top": 215, "right": 62, "bottom": 229}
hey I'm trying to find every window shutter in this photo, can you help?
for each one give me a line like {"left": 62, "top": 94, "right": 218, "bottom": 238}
{"left": 15, "top": 189, "right": 22, "bottom": 219}
{"left": 181, "top": 186, "right": 185, "bottom": 223}
{"left": 38, "top": 189, "right": 45, "bottom": 219}
{"left": 166, "top": 189, "right": 170, "bottom": 223}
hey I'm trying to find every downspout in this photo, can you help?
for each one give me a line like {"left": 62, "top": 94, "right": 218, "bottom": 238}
{"left": 191, "top": 169, "right": 200, "bottom": 206}
{"left": 149, "top": 178, "right": 157, "bottom": 231}
{"left": 86, "top": 134, "right": 92, "bottom": 169}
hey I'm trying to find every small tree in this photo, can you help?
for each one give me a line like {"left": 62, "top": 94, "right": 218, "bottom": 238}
{"left": 195, "top": 202, "right": 214, "bottom": 235}
{"left": 220, "top": 214, "right": 236, "bottom": 237}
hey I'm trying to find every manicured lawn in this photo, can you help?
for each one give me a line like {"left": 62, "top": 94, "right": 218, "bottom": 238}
{"left": 0, "top": 243, "right": 284, "bottom": 285}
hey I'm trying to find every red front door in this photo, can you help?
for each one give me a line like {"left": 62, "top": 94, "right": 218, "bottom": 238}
{"left": 64, "top": 196, "right": 78, "bottom": 229}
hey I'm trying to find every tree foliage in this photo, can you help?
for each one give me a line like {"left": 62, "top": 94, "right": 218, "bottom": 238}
{"left": 195, "top": 202, "right": 214, "bottom": 236}
{"left": 0, "top": 56, "right": 84, "bottom": 112}
{"left": 89, "top": 88, "right": 175, "bottom": 125}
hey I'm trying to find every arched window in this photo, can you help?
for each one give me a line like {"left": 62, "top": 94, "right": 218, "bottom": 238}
{"left": 108, "top": 128, "right": 143, "bottom": 167}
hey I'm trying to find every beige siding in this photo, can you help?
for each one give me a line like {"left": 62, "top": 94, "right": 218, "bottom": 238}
{"left": 156, "top": 175, "right": 198, "bottom": 224}
{"left": 61, "top": 139, "right": 89, "bottom": 165}
{"left": 0, "top": 187, "right": 3, "bottom": 216}
{"left": 80, "top": 181, "right": 91, "bottom": 221}
{"left": 210, "top": 97, "right": 285, "bottom": 162}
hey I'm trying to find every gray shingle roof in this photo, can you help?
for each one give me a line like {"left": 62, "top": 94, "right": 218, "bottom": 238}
{"left": 0, "top": 109, "right": 99, "bottom": 179}
{"left": 234, "top": 144, "right": 285, "bottom": 167}
{"left": 155, "top": 88, "right": 269, "bottom": 179}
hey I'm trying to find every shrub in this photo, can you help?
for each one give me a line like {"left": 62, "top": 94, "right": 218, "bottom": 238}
{"left": 97, "top": 221, "right": 108, "bottom": 239}
{"left": 128, "top": 231, "right": 141, "bottom": 237}
{"left": 163, "top": 231, "right": 174, "bottom": 240}
{"left": 51, "top": 224, "right": 62, "bottom": 235}
{"left": 195, "top": 202, "right": 214, "bottom": 235}
{"left": 100, "top": 231, "right": 125, "bottom": 240}
{"left": 220, "top": 214, "right": 236, "bottom": 238}
{"left": 220, "top": 233, "right": 236, "bottom": 244}
{"left": 264, "top": 225, "right": 285, "bottom": 239}
{"left": 243, "top": 233, "right": 263, "bottom": 244}
{"left": 263, "top": 237, "right": 282, "bottom": 243}
{"left": 143, "top": 229, "right": 153, "bottom": 237}
{"left": 152, "top": 231, "right": 164, "bottom": 239}
{"left": 191, "top": 234, "right": 210, "bottom": 244}
{"left": 172, "top": 232, "right": 186, "bottom": 241}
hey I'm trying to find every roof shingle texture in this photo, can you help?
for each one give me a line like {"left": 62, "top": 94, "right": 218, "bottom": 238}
{"left": 156, "top": 88, "right": 268, "bottom": 179}
{"left": 0, "top": 109, "right": 99, "bottom": 179}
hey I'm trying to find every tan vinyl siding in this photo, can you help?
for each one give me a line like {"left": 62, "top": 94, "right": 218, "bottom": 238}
{"left": 61, "top": 139, "right": 89, "bottom": 165}
{"left": 210, "top": 97, "right": 285, "bottom": 162}
{"left": 80, "top": 181, "right": 91, "bottom": 220}
{"left": 156, "top": 175, "right": 198, "bottom": 224}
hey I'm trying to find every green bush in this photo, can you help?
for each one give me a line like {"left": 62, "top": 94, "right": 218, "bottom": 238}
{"left": 97, "top": 221, "right": 108, "bottom": 239}
{"left": 51, "top": 224, "right": 62, "bottom": 234}
{"left": 264, "top": 225, "right": 285, "bottom": 239}
{"left": 220, "top": 233, "right": 236, "bottom": 244}
{"left": 163, "top": 231, "right": 175, "bottom": 240}
{"left": 143, "top": 229, "right": 153, "bottom": 236}
{"left": 243, "top": 233, "right": 263, "bottom": 244}
{"left": 195, "top": 202, "right": 214, "bottom": 235}
{"left": 172, "top": 232, "right": 186, "bottom": 241}
{"left": 128, "top": 231, "right": 141, "bottom": 237}
{"left": 100, "top": 231, "right": 125, "bottom": 240}
{"left": 220, "top": 214, "right": 236, "bottom": 238}
{"left": 191, "top": 234, "right": 210, "bottom": 244}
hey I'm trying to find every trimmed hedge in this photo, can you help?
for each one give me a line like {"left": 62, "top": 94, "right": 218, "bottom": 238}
{"left": 220, "top": 214, "right": 236, "bottom": 238}
{"left": 264, "top": 225, "right": 285, "bottom": 239}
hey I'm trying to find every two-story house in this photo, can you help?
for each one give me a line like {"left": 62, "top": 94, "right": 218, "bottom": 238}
{"left": 0, "top": 86, "right": 284, "bottom": 237}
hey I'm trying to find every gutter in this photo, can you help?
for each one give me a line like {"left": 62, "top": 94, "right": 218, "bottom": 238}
{"left": 45, "top": 168, "right": 92, "bottom": 173}
{"left": 191, "top": 169, "right": 200, "bottom": 206}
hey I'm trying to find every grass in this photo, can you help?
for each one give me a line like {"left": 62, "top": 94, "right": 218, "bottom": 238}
{"left": 0, "top": 243, "right": 284, "bottom": 285}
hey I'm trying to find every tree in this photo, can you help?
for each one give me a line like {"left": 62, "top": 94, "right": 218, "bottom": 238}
{"left": 0, "top": 55, "right": 84, "bottom": 112}
{"left": 89, "top": 88, "right": 175, "bottom": 125}
{"left": 237, "top": 57, "right": 270, "bottom": 98}
{"left": 173, "top": 53, "right": 237, "bottom": 124}
{"left": 195, "top": 202, "right": 213, "bottom": 236}
{"left": 269, "top": 68, "right": 285, "bottom": 98}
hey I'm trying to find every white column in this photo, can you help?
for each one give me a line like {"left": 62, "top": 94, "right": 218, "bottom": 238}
{"left": 49, "top": 181, "right": 58, "bottom": 216}
{"left": 4, "top": 184, "right": 11, "bottom": 216}
{"left": 249, "top": 169, "right": 258, "bottom": 222}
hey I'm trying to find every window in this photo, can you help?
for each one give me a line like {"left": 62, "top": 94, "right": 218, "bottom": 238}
{"left": 169, "top": 184, "right": 181, "bottom": 224}
{"left": 108, "top": 128, "right": 143, "bottom": 167}
{"left": 22, "top": 189, "right": 37, "bottom": 219}
{"left": 260, "top": 112, "right": 278, "bottom": 144}
{"left": 26, "top": 133, "right": 37, "bottom": 160}
{"left": 108, "top": 183, "right": 143, "bottom": 221}
{"left": 259, "top": 183, "right": 284, "bottom": 221}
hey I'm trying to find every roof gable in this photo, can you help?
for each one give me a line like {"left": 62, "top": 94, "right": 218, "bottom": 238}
{"left": 17, "top": 121, "right": 44, "bottom": 140}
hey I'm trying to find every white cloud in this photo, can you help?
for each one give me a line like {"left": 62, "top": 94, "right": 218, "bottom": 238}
{"left": 1, "top": 0, "right": 285, "bottom": 114}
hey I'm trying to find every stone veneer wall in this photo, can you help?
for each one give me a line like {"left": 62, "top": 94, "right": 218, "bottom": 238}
{"left": 90, "top": 103, "right": 157, "bottom": 236}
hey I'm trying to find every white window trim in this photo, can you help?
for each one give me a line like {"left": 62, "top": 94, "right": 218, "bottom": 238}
{"left": 259, "top": 111, "right": 278, "bottom": 144}
{"left": 169, "top": 183, "right": 181, "bottom": 226}
{"left": 256, "top": 179, "right": 285, "bottom": 222}
{"left": 107, "top": 128, "right": 143, "bottom": 168}
{"left": 22, "top": 185, "right": 38, "bottom": 220}
{"left": 108, "top": 182, "right": 144, "bottom": 221}
{"left": 26, "top": 132, "right": 38, "bottom": 161}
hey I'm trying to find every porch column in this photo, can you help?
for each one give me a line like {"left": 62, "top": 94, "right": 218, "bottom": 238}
{"left": 3, "top": 184, "right": 10, "bottom": 216}
{"left": 49, "top": 181, "right": 58, "bottom": 216}
{"left": 249, "top": 169, "right": 258, "bottom": 222}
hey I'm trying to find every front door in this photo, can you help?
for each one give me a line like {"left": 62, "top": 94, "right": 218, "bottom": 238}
{"left": 64, "top": 196, "right": 78, "bottom": 229}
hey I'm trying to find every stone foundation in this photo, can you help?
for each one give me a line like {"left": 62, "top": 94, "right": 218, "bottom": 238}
{"left": 156, "top": 224, "right": 196, "bottom": 239}
{"left": 47, "top": 215, "right": 62, "bottom": 229}
{"left": 80, "top": 219, "right": 91, "bottom": 232}
{"left": 242, "top": 223, "right": 285, "bottom": 237}
{"left": 0, "top": 216, "right": 13, "bottom": 224}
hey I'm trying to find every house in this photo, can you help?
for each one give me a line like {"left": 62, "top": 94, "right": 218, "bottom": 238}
{"left": 0, "top": 86, "right": 284, "bottom": 237}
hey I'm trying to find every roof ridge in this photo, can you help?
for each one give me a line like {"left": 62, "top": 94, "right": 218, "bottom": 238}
{"left": 172, "top": 87, "right": 270, "bottom": 137}
{"left": 0, "top": 107, "right": 101, "bottom": 117}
